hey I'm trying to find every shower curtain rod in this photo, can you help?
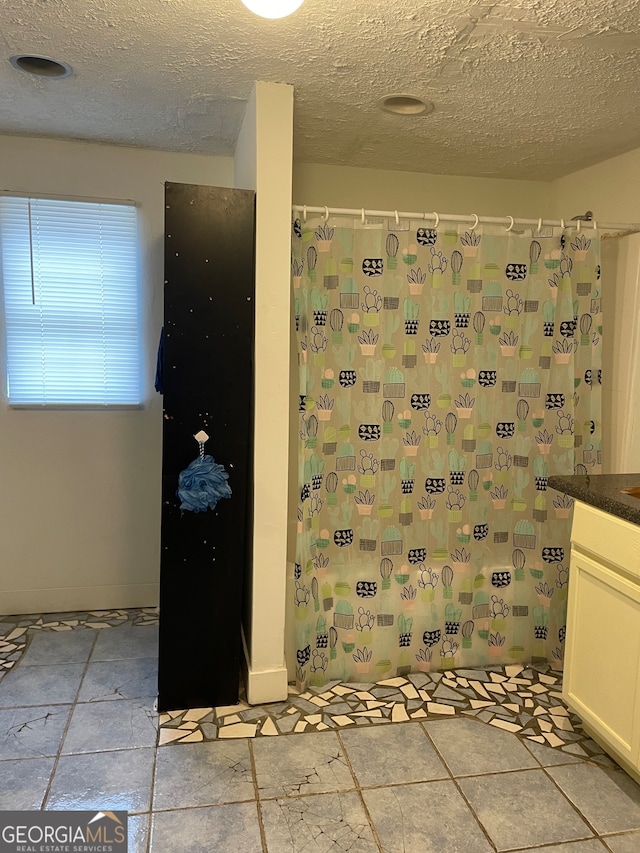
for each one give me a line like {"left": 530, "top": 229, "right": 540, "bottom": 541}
{"left": 292, "top": 204, "right": 640, "bottom": 235}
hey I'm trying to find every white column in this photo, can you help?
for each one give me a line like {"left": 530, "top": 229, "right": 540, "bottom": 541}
{"left": 235, "top": 81, "right": 294, "bottom": 703}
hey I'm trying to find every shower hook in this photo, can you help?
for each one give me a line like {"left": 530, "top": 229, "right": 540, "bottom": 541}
{"left": 394, "top": 210, "right": 399, "bottom": 227}
{"left": 323, "top": 206, "right": 330, "bottom": 222}
{"left": 469, "top": 213, "right": 479, "bottom": 231}
{"left": 194, "top": 429, "right": 209, "bottom": 460}
{"left": 432, "top": 212, "right": 439, "bottom": 228}
{"left": 560, "top": 219, "right": 565, "bottom": 230}
{"left": 577, "top": 218, "right": 581, "bottom": 233}
{"left": 302, "top": 205, "right": 307, "bottom": 223}
{"left": 505, "top": 216, "right": 515, "bottom": 232}
{"left": 592, "top": 219, "right": 598, "bottom": 232}
{"left": 361, "top": 208, "right": 366, "bottom": 225}
{"left": 537, "top": 217, "right": 543, "bottom": 233}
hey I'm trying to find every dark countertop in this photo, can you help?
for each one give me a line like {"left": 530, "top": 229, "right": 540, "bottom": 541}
{"left": 548, "top": 473, "right": 640, "bottom": 527}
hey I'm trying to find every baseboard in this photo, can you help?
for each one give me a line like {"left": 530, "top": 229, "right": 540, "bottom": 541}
{"left": 285, "top": 561, "right": 297, "bottom": 682}
{"left": 241, "top": 627, "right": 289, "bottom": 705}
{"left": 0, "top": 583, "right": 159, "bottom": 616}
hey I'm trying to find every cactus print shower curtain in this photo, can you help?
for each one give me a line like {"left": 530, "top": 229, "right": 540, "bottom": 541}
{"left": 292, "top": 215, "right": 601, "bottom": 688}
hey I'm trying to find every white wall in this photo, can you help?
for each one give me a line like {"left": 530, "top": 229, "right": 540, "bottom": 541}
{"left": 599, "top": 234, "right": 640, "bottom": 473}
{"left": 552, "top": 146, "right": 640, "bottom": 225}
{"left": 551, "top": 145, "right": 640, "bottom": 475}
{"left": 0, "top": 135, "right": 234, "bottom": 614}
{"left": 293, "top": 162, "right": 553, "bottom": 218}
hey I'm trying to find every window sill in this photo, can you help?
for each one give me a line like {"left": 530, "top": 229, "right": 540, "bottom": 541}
{"left": 8, "top": 403, "right": 145, "bottom": 411}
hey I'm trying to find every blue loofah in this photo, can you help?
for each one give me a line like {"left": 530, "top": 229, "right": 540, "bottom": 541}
{"left": 177, "top": 455, "right": 232, "bottom": 512}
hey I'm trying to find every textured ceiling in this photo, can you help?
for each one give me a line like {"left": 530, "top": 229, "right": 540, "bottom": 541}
{"left": 1, "top": 0, "right": 640, "bottom": 179}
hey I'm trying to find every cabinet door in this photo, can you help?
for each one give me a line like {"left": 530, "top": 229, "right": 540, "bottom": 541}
{"left": 564, "top": 549, "right": 640, "bottom": 765}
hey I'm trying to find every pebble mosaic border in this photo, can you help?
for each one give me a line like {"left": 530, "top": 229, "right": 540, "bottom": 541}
{"left": 0, "top": 608, "right": 159, "bottom": 683}
{"left": 0, "top": 609, "right": 611, "bottom": 766}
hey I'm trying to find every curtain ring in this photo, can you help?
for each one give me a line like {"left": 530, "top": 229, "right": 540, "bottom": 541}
{"left": 470, "top": 214, "right": 479, "bottom": 231}
{"left": 361, "top": 208, "right": 365, "bottom": 225}
{"left": 324, "top": 206, "right": 330, "bottom": 222}
{"left": 303, "top": 205, "right": 307, "bottom": 223}
{"left": 537, "top": 217, "right": 542, "bottom": 233}
{"left": 505, "top": 215, "right": 515, "bottom": 232}
{"left": 394, "top": 210, "right": 399, "bottom": 227}
{"left": 560, "top": 218, "right": 565, "bottom": 230}
{"left": 432, "top": 212, "right": 440, "bottom": 228}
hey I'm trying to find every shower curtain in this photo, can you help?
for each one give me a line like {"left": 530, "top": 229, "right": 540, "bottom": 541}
{"left": 292, "top": 214, "right": 601, "bottom": 689}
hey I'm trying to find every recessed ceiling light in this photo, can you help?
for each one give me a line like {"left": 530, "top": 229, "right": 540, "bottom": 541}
{"left": 379, "top": 94, "right": 434, "bottom": 116}
{"left": 9, "top": 54, "right": 72, "bottom": 79}
{"left": 240, "top": 0, "right": 304, "bottom": 18}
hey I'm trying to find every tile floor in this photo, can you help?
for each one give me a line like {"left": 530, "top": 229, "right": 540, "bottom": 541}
{"left": 1, "top": 612, "right": 640, "bottom": 853}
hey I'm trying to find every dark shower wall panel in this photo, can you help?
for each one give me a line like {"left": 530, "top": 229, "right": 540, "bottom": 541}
{"left": 158, "top": 182, "right": 255, "bottom": 712}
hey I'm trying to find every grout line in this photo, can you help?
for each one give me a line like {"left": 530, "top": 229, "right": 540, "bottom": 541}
{"left": 151, "top": 797, "right": 258, "bottom": 813}
{"left": 247, "top": 740, "right": 269, "bottom": 853}
{"left": 0, "top": 701, "right": 92, "bottom": 711}
{"left": 499, "top": 840, "right": 600, "bottom": 853}
{"left": 5, "top": 660, "right": 93, "bottom": 669}
{"left": 425, "top": 735, "right": 598, "bottom": 853}
{"left": 0, "top": 753, "right": 67, "bottom": 764}
{"left": 145, "top": 737, "right": 159, "bottom": 853}
{"left": 255, "top": 786, "right": 359, "bottom": 802}
{"left": 47, "top": 743, "right": 158, "bottom": 757}
{"left": 41, "top": 630, "right": 100, "bottom": 809}
{"left": 132, "top": 813, "right": 151, "bottom": 851}
{"left": 424, "top": 763, "right": 574, "bottom": 782}
{"left": 73, "top": 694, "right": 160, "bottom": 706}
{"left": 421, "top": 717, "right": 603, "bottom": 850}
{"left": 146, "top": 642, "right": 163, "bottom": 853}
{"left": 419, "top": 720, "right": 498, "bottom": 853}
{"left": 599, "top": 831, "right": 640, "bottom": 853}
{"left": 335, "top": 730, "right": 383, "bottom": 853}
{"left": 141, "top": 801, "right": 263, "bottom": 814}
{"left": 538, "top": 763, "right": 604, "bottom": 840}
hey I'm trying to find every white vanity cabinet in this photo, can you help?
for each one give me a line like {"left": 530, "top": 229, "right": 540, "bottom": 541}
{"left": 564, "top": 500, "right": 640, "bottom": 780}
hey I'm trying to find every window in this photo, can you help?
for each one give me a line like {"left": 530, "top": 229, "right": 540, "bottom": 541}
{"left": 0, "top": 195, "right": 141, "bottom": 406}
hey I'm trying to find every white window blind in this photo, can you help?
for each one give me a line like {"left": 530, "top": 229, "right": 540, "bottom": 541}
{"left": 0, "top": 195, "right": 141, "bottom": 406}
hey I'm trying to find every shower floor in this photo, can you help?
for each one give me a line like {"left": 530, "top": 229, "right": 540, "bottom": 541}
{"left": 2, "top": 609, "right": 640, "bottom": 852}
